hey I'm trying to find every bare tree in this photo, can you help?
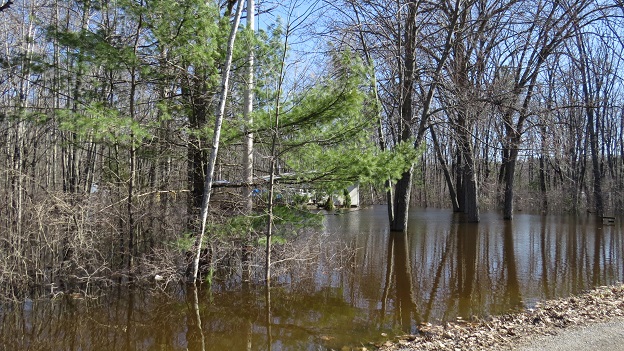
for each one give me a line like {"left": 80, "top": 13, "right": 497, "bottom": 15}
{"left": 496, "top": 0, "right": 606, "bottom": 219}
{"left": 0, "top": 0, "right": 12, "bottom": 12}
{"left": 329, "top": 0, "right": 460, "bottom": 231}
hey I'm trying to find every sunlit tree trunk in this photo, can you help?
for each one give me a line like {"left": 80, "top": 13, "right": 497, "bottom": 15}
{"left": 242, "top": 0, "right": 255, "bottom": 214}
{"left": 192, "top": 0, "right": 245, "bottom": 282}
{"left": 389, "top": 1, "right": 417, "bottom": 232}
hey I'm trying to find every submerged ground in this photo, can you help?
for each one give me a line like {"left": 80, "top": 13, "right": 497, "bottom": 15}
{"left": 1, "top": 207, "right": 622, "bottom": 350}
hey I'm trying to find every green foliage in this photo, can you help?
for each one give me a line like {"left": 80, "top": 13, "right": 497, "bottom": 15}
{"left": 176, "top": 206, "right": 321, "bottom": 246}
{"left": 253, "top": 22, "right": 286, "bottom": 101}
{"left": 285, "top": 137, "right": 421, "bottom": 194}
{"left": 6, "top": 110, "right": 48, "bottom": 124}
{"left": 257, "top": 235, "right": 287, "bottom": 246}
{"left": 325, "top": 196, "right": 335, "bottom": 211}
{"left": 260, "top": 205, "right": 323, "bottom": 245}
{"left": 141, "top": 0, "right": 220, "bottom": 67}
{"left": 343, "top": 189, "right": 352, "bottom": 209}
{"left": 292, "top": 193, "right": 310, "bottom": 207}
{"left": 253, "top": 52, "right": 367, "bottom": 139}
{"left": 46, "top": 25, "right": 136, "bottom": 71}
{"left": 271, "top": 205, "right": 322, "bottom": 228}
{"left": 204, "top": 266, "right": 215, "bottom": 286}
{"left": 249, "top": 48, "right": 420, "bottom": 202}
{"left": 57, "top": 103, "right": 151, "bottom": 147}
{"left": 169, "top": 232, "right": 196, "bottom": 252}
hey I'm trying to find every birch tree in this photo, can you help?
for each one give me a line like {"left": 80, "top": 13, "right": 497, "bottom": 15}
{"left": 242, "top": 0, "right": 255, "bottom": 214}
{"left": 191, "top": 0, "right": 245, "bottom": 283}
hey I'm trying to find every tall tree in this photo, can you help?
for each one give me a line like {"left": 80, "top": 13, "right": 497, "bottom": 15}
{"left": 242, "top": 0, "right": 255, "bottom": 214}
{"left": 496, "top": 0, "right": 602, "bottom": 219}
{"left": 191, "top": 0, "right": 245, "bottom": 282}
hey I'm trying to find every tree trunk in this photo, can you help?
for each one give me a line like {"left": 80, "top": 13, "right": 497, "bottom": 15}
{"left": 462, "top": 154, "right": 479, "bottom": 222}
{"left": 455, "top": 151, "right": 465, "bottom": 212}
{"left": 265, "top": 157, "right": 276, "bottom": 283}
{"left": 459, "top": 138, "right": 479, "bottom": 222}
{"left": 390, "top": 167, "right": 413, "bottom": 232}
{"left": 191, "top": 0, "right": 245, "bottom": 282}
{"left": 577, "top": 33, "right": 603, "bottom": 217}
{"left": 391, "top": 0, "right": 457, "bottom": 230}
{"left": 125, "top": 6, "right": 144, "bottom": 273}
{"left": 242, "top": 0, "right": 255, "bottom": 214}
{"left": 390, "top": 1, "right": 417, "bottom": 232}
{"left": 503, "top": 148, "right": 518, "bottom": 220}
{"left": 539, "top": 155, "right": 548, "bottom": 212}
{"left": 430, "top": 126, "right": 460, "bottom": 212}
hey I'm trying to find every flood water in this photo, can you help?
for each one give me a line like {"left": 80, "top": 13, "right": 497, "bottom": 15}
{"left": 1, "top": 206, "right": 623, "bottom": 350}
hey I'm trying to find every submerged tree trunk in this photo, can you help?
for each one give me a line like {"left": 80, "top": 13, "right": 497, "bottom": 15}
{"left": 390, "top": 0, "right": 457, "bottom": 231}
{"left": 460, "top": 136, "right": 479, "bottom": 222}
{"left": 389, "top": 2, "right": 417, "bottom": 232}
{"left": 390, "top": 167, "right": 414, "bottom": 232}
{"left": 503, "top": 148, "right": 518, "bottom": 220}
{"left": 462, "top": 156, "right": 479, "bottom": 222}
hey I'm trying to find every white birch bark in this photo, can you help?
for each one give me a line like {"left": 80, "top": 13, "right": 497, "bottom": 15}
{"left": 242, "top": 0, "right": 255, "bottom": 213}
{"left": 191, "top": 0, "right": 245, "bottom": 282}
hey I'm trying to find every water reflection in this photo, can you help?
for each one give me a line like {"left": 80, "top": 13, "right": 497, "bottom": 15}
{"left": 187, "top": 285, "right": 206, "bottom": 351}
{"left": 0, "top": 207, "right": 622, "bottom": 350}
{"left": 381, "top": 231, "right": 419, "bottom": 333}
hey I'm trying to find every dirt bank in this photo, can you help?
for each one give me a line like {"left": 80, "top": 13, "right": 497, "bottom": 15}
{"left": 379, "top": 284, "right": 624, "bottom": 351}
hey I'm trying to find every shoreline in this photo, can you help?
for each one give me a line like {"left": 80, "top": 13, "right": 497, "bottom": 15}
{"left": 379, "top": 283, "right": 624, "bottom": 351}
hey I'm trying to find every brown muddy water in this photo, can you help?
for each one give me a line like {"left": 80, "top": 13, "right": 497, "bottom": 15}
{"left": 1, "top": 206, "right": 623, "bottom": 350}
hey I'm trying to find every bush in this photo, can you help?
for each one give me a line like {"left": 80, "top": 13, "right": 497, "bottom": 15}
{"left": 325, "top": 196, "right": 335, "bottom": 211}
{"left": 343, "top": 188, "right": 352, "bottom": 208}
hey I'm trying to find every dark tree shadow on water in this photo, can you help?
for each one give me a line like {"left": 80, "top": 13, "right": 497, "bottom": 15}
{"left": 454, "top": 222, "right": 478, "bottom": 318}
{"left": 502, "top": 221, "right": 522, "bottom": 311}
{"left": 381, "top": 231, "right": 421, "bottom": 333}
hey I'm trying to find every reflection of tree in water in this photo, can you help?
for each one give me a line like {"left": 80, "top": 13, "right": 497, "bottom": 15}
{"left": 540, "top": 215, "right": 552, "bottom": 299}
{"left": 426, "top": 218, "right": 523, "bottom": 321}
{"left": 186, "top": 285, "right": 206, "bottom": 351}
{"left": 381, "top": 231, "right": 420, "bottom": 333}
{"left": 454, "top": 222, "right": 478, "bottom": 318}
{"left": 502, "top": 221, "right": 522, "bottom": 310}
{"left": 3, "top": 209, "right": 623, "bottom": 350}
{"left": 592, "top": 219, "right": 604, "bottom": 287}
{"left": 526, "top": 215, "right": 617, "bottom": 306}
